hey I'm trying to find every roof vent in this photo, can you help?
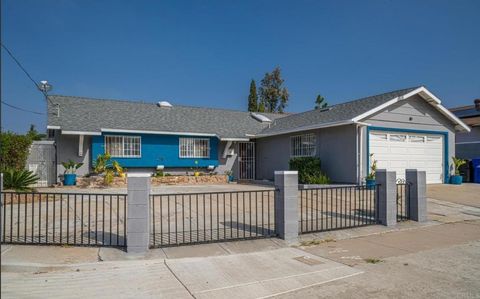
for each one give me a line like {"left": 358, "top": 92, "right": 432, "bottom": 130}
{"left": 157, "top": 101, "right": 172, "bottom": 108}
{"left": 251, "top": 112, "right": 272, "bottom": 123}
{"left": 318, "top": 107, "right": 331, "bottom": 112}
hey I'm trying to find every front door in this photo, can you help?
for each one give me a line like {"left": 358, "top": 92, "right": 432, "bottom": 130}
{"left": 238, "top": 142, "right": 255, "bottom": 180}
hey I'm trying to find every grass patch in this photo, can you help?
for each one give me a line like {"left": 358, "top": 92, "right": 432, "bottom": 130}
{"left": 299, "top": 238, "right": 336, "bottom": 247}
{"left": 364, "top": 258, "right": 384, "bottom": 264}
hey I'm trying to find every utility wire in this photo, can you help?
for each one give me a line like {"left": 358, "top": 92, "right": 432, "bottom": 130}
{"left": 1, "top": 42, "right": 55, "bottom": 105}
{"left": 1, "top": 100, "right": 45, "bottom": 115}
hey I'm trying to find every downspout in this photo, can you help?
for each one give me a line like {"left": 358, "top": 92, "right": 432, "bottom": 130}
{"left": 356, "top": 123, "right": 366, "bottom": 185}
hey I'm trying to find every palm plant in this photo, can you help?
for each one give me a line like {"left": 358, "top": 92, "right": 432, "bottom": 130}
{"left": 61, "top": 160, "right": 84, "bottom": 174}
{"left": 452, "top": 157, "right": 466, "bottom": 175}
{"left": 3, "top": 168, "right": 39, "bottom": 191}
{"left": 366, "top": 154, "right": 377, "bottom": 180}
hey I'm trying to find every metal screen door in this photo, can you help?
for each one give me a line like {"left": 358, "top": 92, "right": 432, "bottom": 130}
{"left": 238, "top": 142, "right": 255, "bottom": 180}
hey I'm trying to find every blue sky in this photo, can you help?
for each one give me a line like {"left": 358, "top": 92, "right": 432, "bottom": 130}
{"left": 2, "top": 0, "right": 479, "bottom": 133}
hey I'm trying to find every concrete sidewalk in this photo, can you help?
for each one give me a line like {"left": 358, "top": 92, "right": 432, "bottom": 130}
{"left": 2, "top": 197, "right": 480, "bottom": 298}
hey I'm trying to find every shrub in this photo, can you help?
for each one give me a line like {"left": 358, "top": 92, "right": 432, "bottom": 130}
{"left": 289, "top": 157, "right": 330, "bottom": 184}
{"left": 0, "top": 132, "right": 33, "bottom": 171}
{"left": 3, "top": 168, "right": 39, "bottom": 191}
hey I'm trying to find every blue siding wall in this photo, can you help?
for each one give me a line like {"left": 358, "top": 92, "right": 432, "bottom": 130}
{"left": 91, "top": 133, "right": 219, "bottom": 168}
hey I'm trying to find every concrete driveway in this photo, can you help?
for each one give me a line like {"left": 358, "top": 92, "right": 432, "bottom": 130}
{"left": 427, "top": 183, "right": 480, "bottom": 208}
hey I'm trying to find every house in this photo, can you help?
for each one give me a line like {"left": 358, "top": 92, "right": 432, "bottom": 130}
{"left": 47, "top": 86, "right": 470, "bottom": 184}
{"left": 450, "top": 99, "right": 480, "bottom": 160}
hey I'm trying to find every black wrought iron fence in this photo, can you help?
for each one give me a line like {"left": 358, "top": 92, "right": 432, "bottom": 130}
{"left": 150, "top": 190, "right": 276, "bottom": 247}
{"left": 1, "top": 192, "right": 127, "bottom": 247}
{"left": 299, "top": 185, "right": 378, "bottom": 234}
{"left": 396, "top": 183, "right": 410, "bottom": 221}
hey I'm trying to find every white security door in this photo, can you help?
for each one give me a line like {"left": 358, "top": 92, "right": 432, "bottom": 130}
{"left": 369, "top": 131, "right": 444, "bottom": 184}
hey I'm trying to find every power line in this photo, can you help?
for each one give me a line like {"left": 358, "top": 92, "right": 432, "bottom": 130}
{"left": 1, "top": 100, "right": 45, "bottom": 115}
{"left": 1, "top": 42, "right": 55, "bottom": 105}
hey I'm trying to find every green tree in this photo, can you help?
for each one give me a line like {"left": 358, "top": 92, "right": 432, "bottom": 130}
{"left": 314, "top": 94, "right": 328, "bottom": 109}
{"left": 247, "top": 80, "right": 258, "bottom": 112}
{"left": 0, "top": 132, "right": 33, "bottom": 171}
{"left": 259, "top": 67, "right": 289, "bottom": 113}
{"left": 26, "top": 124, "right": 46, "bottom": 141}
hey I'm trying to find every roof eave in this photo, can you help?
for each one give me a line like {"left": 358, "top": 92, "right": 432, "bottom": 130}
{"left": 352, "top": 86, "right": 471, "bottom": 133}
{"left": 253, "top": 120, "right": 356, "bottom": 138}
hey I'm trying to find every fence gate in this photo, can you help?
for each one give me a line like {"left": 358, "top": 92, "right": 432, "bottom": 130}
{"left": 150, "top": 189, "right": 276, "bottom": 247}
{"left": 27, "top": 141, "right": 56, "bottom": 187}
{"left": 299, "top": 185, "right": 378, "bottom": 234}
{"left": 396, "top": 181, "right": 411, "bottom": 221}
{"left": 238, "top": 142, "right": 255, "bottom": 180}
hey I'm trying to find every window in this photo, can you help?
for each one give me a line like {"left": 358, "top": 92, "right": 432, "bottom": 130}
{"left": 105, "top": 135, "right": 141, "bottom": 158}
{"left": 426, "top": 136, "right": 442, "bottom": 143}
{"left": 371, "top": 133, "right": 388, "bottom": 140}
{"left": 389, "top": 134, "right": 407, "bottom": 142}
{"left": 290, "top": 133, "right": 316, "bottom": 157}
{"left": 179, "top": 138, "right": 210, "bottom": 158}
{"left": 409, "top": 135, "right": 425, "bottom": 143}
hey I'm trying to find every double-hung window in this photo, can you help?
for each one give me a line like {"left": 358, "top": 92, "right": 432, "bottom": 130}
{"left": 105, "top": 135, "right": 141, "bottom": 158}
{"left": 179, "top": 138, "right": 210, "bottom": 158}
{"left": 290, "top": 133, "right": 316, "bottom": 157}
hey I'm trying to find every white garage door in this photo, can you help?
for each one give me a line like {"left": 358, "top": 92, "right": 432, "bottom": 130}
{"left": 369, "top": 131, "right": 444, "bottom": 184}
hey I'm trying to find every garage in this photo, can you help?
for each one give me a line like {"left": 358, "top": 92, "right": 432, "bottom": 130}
{"left": 368, "top": 130, "right": 445, "bottom": 184}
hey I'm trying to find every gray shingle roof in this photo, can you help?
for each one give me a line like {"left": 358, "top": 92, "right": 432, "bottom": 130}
{"left": 47, "top": 95, "right": 288, "bottom": 139}
{"left": 257, "top": 86, "right": 420, "bottom": 136}
{"left": 47, "top": 86, "right": 420, "bottom": 139}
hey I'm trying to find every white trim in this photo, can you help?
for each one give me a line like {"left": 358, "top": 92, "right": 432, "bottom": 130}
{"left": 352, "top": 86, "right": 471, "bottom": 132}
{"left": 178, "top": 137, "right": 210, "bottom": 158}
{"left": 435, "top": 104, "right": 471, "bottom": 132}
{"left": 78, "top": 135, "right": 84, "bottom": 157}
{"left": 104, "top": 135, "right": 142, "bottom": 158}
{"left": 47, "top": 125, "right": 61, "bottom": 130}
{"left": 274, "top": 170, "right": 298, "bottom": 175}
{"left": 62, "top": 130, "right": 101, "bottom": 136}
{"left": 220, "top": 138, "right": 250, "bottom": 141}
{"left": 455, "top": 141, "right": 480, "bottom": 145}
{"left": 101, "top": 128, "right": 216, "bottom": 137}
{"left": 255, "top": 120, "right": 354, "bottom": 138}
{"left": 127, "top": 173, "right": 151, "bottom": 178}
{"left": 222, "top": 141, "right": 233, "bottom": 158}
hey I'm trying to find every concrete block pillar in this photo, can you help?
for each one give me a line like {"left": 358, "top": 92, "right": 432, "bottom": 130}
{"left": 274, "top": 171, "right": 299, "bottom": 242}
{"left": 376, "top": 169, "right": 397, "bottom": 226}
{"left": 406, "top": 169, "right": 427, "bottom": 222}
{"left": 127, "top": 173, "right": 151, "bottom": 253}
{"left": 1, "top": 173, "right": 3, "bottom": 242}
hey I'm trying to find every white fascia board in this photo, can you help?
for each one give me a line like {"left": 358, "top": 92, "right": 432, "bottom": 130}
{"left": 62, "top": 130, "right": 101, "bottom": 136}
{"left": 434, "top": 104, "right": 471, "bottom": 132}
{"left": 254, "top": 120, "right": 354, "bottom": 138}
{"left": 351, "top": 86, "right": 471, "bottom": 132}
{"left": 355, "top": 121, "right": 371, "bottom": 126}
{"left": 101, "top": 128, "right": 217, "bottom": 137}
{"left": 220, "top": 138, "right": 250, "bottom": 141}
{"left": 47, "top": 125, "right": 61, "bottom": 130}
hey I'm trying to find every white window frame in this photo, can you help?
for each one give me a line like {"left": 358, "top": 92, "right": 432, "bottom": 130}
{"left": 104, "top": 135, "right": 141, "bottom": 158}
{"left": 179, "top": 138, "right": 210, "bottom": 158}
{"left": 290, "top": 133, "right": 316, "bottom": 157}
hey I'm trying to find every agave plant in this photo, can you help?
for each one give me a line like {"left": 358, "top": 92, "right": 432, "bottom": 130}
{"left": 3, "top": 168, "right": 39, "bottom": 191}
